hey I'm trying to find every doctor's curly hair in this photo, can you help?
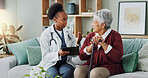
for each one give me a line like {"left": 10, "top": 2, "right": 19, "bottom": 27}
{"left": 47, "top": 3, "right": 64, "bottom": 20}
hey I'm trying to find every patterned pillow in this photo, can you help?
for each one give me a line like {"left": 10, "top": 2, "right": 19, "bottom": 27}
{"left": 7, "top": 38, "right": 40, "bottom": 65}
{"left": 26, "top": 46, "right": 42, "bottom": 66}
{"left": 137, "top": 41, "right": 148, "bottom": 71}
{"left": 121, "top": 51, "right": 138, "bottom": 73}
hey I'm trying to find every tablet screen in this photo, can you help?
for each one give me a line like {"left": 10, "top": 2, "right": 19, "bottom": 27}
{"left": 61, "top": 46, "right": 79, "bottom": 55}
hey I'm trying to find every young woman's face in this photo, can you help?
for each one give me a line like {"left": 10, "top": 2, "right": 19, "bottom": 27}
{"left": 54, "top": 11, "right": 68, "bottom": 30}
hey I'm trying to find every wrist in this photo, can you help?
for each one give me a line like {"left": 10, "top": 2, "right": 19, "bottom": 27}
{"left": 101, "top": 42, "right": 108, "bottom": 51}
{"left": 77, "top": 40, "right": 80, "bottom": 44}
{"left": 86, "top": 44, "right": 93, "bottom": 53}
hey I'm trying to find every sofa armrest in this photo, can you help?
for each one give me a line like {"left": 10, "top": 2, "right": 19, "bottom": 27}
{"left": 0, "top": 56, "right": 17, "bottom": 78}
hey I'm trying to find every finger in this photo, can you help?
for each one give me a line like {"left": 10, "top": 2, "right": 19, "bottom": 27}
{"left": 96, "top": 36, "right": 99, "bottom": 40}
{"left": 78, "top": 32, "right": 81, "bottom": 35}
{"left": 98, "top": 42, "right": 102, "bottom": 45}
{"left": 82, "top": 34, "right": 85, "bottom": 37}
{"left": 92, "top": 37, "right": 95, "bottom": 43}
{"left": 90, "top": 41, "right": 93, "bottom": 44}
{"left": 93, "top": 37, "right": 96, "bottom": 44}
{"left": 63, "top": 51, "right": 69, "bottom": 54}
{"left": 94, "top": 36, "right": 97, "bottom": 42}
{"left": 64, "top": 52, "right": 69, "bottom": 55}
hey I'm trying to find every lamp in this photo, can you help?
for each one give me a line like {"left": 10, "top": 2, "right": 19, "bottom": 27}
{"left": 0, "top": 0, "right": 4, "bottom": 9}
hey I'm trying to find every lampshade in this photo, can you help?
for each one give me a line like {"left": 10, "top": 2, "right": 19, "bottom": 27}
{"left": 0, "top": 0, "right": 4, "bottom": 9}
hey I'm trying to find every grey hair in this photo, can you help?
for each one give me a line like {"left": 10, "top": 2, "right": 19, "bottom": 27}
{"left": 94, "top": 9, "right": 113, "bottom": 29}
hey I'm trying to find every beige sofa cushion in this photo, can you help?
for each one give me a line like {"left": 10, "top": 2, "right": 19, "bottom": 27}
{"left": 137, "top": 41, "right": 148, "bottom": 71}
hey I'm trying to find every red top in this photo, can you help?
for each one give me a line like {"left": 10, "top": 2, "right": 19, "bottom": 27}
{"left": 79, "top": 30, "right": 124, "bottom": 75}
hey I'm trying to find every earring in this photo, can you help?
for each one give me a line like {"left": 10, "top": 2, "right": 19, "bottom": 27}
{"left": 102, "top": 28, "right": 103, "bottom": 33}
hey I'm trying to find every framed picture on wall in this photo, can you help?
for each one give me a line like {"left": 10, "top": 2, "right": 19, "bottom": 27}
{"left": 118, "top": 1, "right": 147, "bottom": 35}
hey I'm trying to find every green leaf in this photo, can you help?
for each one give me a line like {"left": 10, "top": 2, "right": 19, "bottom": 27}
{"left": 87, "top": 31, "right": 89, "bottom": 35}
{"left": 22, "top": 74, "right": 30, "bottom": 78}
{"left": 91, "top": 28, "right": 93, "bottom": 32}
{"left": 37, "top": 76, "right": 43, "bottom": 78}
{"left": 39, "top": 71, "right": 42, "bottom": 75}
{"left": 45, "top": 74, "right": 50, "bottom": 77}
{"left": 41, "top": 69, "right": 46, "bottom": 72}
{"left": 39, "top": 66, "right": 44, "bottom": 70}
{"left": 55, "top": 75, "right": 63, "bottom": 78}
{"left": 16, "top": 25, "right": 23, "bottom": 32}
{"left": 34, "top": 73, "right": 38, "bottom": 76}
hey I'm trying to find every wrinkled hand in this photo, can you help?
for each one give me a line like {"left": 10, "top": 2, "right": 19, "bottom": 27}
{"left": 77, "top": 32, "right": 84, "bottom": 44}
{"left": 58, "top": 49, "right": 69, "bottom": 56}
{"left": 92, "top": 35, "right": 108, "bottom": 51}
{"left": 92, "top": 35, "right": 104, "bottom": 45}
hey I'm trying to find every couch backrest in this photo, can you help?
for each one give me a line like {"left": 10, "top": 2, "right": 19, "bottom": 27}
{"left": 80, "top": 38, "right": 148, "bottom": 55}
{"left": 122, "top": 39, "right": 148, "bottom": 55}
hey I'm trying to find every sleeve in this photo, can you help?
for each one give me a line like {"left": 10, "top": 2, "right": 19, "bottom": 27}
{"left": 40, "top": 31, "right": 61, "bottom": 63}
{"left": 104, "top": 45, "right": 112, "bottom": 54}
{"left": 106, "top": 33, "right": 123, "bottom": 63}
{"left": 83, "top": 46, "right": 91, "bottom": 55}
{"left": 79, "top": 34, "right": 91, "bottom": 60}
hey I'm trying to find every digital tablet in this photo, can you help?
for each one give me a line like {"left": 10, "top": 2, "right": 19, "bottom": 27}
{"left": 61, "top": 46, "right": 79, "bottom": 55}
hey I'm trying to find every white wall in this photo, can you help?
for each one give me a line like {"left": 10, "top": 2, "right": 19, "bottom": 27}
{"left": 18, "top": 0, "right": 41, "bottom": 40}
{"left": 3, "top": 0, "right": 148, "bottom": 40}
{"left": 1, "top": 0, "right": 18, "bottom": 28}
{"left": 103, "top": 0, "right": 148, "bottom": 34}
{"left": 2, "top": 0, "right": 41, "bottom": 40}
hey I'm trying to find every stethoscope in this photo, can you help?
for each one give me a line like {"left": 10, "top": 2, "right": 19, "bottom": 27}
{"left": 49, "top": 30, "right": 72, "bottom": 45}
{"left": 50, "top": 32, "right": 57, "bottom": 45}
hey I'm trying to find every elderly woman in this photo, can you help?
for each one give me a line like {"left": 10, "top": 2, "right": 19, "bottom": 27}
{"left": 74, "top": 9, "right": 124, "bottom": 78}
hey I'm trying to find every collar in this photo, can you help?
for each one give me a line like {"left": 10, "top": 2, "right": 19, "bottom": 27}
{"left": 96, "top": 28, "right": 112, "bottom": 40}
{"left": 51, "top": 23, "right": 68, "bottom": 33}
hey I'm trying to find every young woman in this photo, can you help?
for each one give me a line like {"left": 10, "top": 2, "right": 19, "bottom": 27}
{"left": 31, "top": 3, "right": 82, "bottom": 78}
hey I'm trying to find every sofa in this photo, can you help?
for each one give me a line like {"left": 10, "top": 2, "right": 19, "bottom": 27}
{"left": 1, "top": 38, "right": 148, "bottom": 78}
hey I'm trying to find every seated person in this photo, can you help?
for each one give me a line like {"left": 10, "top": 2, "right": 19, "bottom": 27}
{"left": 30, "top": 3, "right": 83, "bottom": 78}
{"left": 74, "top": 9, "right": 124, "bottom": 78}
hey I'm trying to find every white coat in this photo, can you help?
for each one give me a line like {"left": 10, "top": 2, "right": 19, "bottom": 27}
{"left": 30, "top": 24, "right": 76, "bottom": 78}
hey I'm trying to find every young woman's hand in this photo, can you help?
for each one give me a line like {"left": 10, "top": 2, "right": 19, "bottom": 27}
{"left": 58, "top": 49, "right": 69, "bottom": 56}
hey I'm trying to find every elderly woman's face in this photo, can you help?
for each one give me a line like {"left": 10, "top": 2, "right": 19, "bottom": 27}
{"left": 92, "top": 19, "right": 101, "bottom": 33}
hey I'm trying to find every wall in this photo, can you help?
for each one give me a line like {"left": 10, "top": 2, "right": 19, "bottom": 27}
{"left": 1, "top": 0, "right": 41, "bottom": 40}
{"left": 103, "top": 0, "right": 148, "bottom": 34}
{"left": 3, "top": 0, "right": 148, "bottom": 40}
{"left": 0, "top": 0, "right": 18, "bottom": 28}
{"left": 18, "top": 0, "right": 41, "bottom": 40}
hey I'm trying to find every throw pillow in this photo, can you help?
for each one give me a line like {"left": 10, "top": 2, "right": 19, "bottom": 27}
{"left": 26, "top": 46, "right": 42, "bottom": 66}
{"left": 137, "top": 41, "right": 148, "bottom": 71}
{"left": 121, "top": 51, "right": 138, "bottom": 73}
{"left": 7, "top": 38, "right": 40, "bottom": 65}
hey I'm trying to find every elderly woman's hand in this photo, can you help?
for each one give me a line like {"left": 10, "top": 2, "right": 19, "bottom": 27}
{"left": 92, "top": 35, "right": 102, "bottom": 45}
{"left": 92, "top": 35, "right": 108, "bottom": 51}
{"left": 98, "top": 37, "right": 108, "bottom": 51}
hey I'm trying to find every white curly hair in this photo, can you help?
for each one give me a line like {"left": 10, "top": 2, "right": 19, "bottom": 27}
{"left": 93, "top": 9, "right": 113, "bottom": 29}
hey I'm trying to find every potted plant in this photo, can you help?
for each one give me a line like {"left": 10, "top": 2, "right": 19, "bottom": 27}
{"left": 0, "top": 23, "right": 23, "bottom": 55}
{"left": 23, "top": 66, "right": 63, "bottom": 78}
